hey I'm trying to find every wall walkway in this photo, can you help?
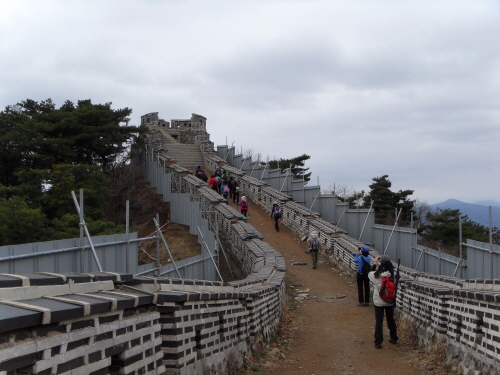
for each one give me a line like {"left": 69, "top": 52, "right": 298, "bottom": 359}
{"left": 209, "top": 144, "right": 500, "bottom": 374}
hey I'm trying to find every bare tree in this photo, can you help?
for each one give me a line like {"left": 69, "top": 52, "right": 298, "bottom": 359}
{"left": 322, "top": 183, "right": 365, "bottom": 207}
{"left": 241, "top": 148, "right": 263, "bottom": 163}
{"left": 412, "top": 198, "right": 431, "bottom": 228}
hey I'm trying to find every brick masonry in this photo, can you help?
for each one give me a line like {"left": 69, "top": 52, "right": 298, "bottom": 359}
{"left": 0, "top": 278, "right": 166, "bottom": 375}
{"left": 1, "top": 114, "right": 498, "bottom": 375}
{"left": 203, "top": 139, "right": 500, "bottom": 374}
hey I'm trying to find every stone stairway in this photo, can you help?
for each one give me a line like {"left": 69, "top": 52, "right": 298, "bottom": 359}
{"left": 163, "top": 143, "right": 205, "bottom": 171}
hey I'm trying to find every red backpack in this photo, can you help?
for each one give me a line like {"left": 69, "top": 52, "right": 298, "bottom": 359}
{"left": 379, "top": 276, "right": 396, "bottom": 303}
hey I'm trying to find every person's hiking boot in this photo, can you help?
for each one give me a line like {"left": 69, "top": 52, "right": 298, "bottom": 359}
{"left": 364, "top": 303, "right": 370, "bottom": 307}
{"left": 389, "top": 338, "right": 398, "bottom": 344}
{"left": 357, "top": 303, "right": 364, "bottom": 306}
{"left": 313, "top": 267, "right": 316, "bottom": 269}
{"left": 374, "top": 343, "right": 382, "bottom": 349}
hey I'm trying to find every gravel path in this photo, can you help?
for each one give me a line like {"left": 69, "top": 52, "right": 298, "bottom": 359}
{"left": 229, "top": 198, "right": 436, "bottom": 375}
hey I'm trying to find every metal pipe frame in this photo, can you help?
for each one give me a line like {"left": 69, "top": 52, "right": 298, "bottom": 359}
{"left": 197, "top": 226, "right": 223, "bottom": 282}
{"left": 280, "top": 164, "right": 293, "bottom": 193}
{"left": 358, "top": 200, "right": 373, "bottom": 241}
{"left": 336, "top": 206, "right": 349, "bottom": 226}
{"left": 383, "top": 208, "right": 402, "bottom": 255}
{"left": 71, "top": 191, "right": 103, "bottom": 272}
{"left": 462, "top": 242, "right": 499, "bottom": 254}
{"left": 250, "top": 158, "right": 260, "bottom": 178}
{"left": 0, "top": 237, "right": 157, "bottom": 263}
{"left": 260, "top": 162, "right": 268, "bottom": 181}
{"left": 224, "top": 142, "right": 234, "bottom": 161}
{"left": 153, "top": 217, "right": 181, "bottom": 278}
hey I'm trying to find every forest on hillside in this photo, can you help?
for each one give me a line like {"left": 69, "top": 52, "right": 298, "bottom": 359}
{"left": 0, "top": 98, "right": 167, "bottom": 246}
{"left": 1, "top": 98, "right": 498, "bottom": 255}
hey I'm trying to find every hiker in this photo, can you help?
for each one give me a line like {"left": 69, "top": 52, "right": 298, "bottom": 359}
{"left": 216, "top": 176, "right": 223, "bottom": 194}
{"left": 233, "top": 185, "right": 240, "bottom": 204}
{"left": 238, "top": 196, "right": 249, "bottom": 216}
{"left": 221, "top": 184, "right": 229, "bottom": 200}
{"left": 353, "top": 247, "right": 372, "bottom": 306}
{"left": 270, "top": 201, "right": 282, "bottom": 232}
{"left": 369, "top": 255, "right": 399, "bottom": 349}
{"left": 195, "top": 165, "right": 202, "bottom": 178}
{"left": 221, "top": 170, "right": 229, "bottom": 187}
{"left": 228, "top": 177, "right": 236, "bottom": 199}
{"left": 308, "top": 232, "right": 321, "bottom": 269}
{"left": 209, "top": 175, "right": 218, "bottom": 192}
{"left": 200, "top": 171, "right": 208, "bottom": 183}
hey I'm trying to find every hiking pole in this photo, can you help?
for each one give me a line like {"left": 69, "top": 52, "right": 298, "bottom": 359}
{"left": 393, "top": 258, "right": 401, "bottom": 308}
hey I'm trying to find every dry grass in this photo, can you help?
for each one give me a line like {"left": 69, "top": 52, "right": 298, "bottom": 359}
{"left": 396, "top": 314, "right": 457, "bottom": 374}
{"left": 138, "top": 223, "right": 201, "bottom": 266}
{"left": 397, "top": 313, "right": 420, "bottom": 347}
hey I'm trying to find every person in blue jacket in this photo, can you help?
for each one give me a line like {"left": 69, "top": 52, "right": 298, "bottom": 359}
{"left": 353, "top": 246, "right": 372, "bottom": 306}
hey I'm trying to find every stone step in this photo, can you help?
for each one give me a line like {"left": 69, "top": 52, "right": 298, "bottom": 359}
{"left": 158, "top": 128, "right": 178, "bottom": 144}
{"left": 162, "top": 144, "right": 205, "bottom": 170}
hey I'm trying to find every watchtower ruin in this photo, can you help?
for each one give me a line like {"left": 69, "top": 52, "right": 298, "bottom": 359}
{"left": 141, "top": 112, "right": 208, "bottom": 144}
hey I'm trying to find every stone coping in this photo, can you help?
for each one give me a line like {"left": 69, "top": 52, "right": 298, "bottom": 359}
{"left": 0, "top": 282, "right": 155, "bottom": 333}
{"left": 0, "top": 272, "right": 132, "bottom": 288}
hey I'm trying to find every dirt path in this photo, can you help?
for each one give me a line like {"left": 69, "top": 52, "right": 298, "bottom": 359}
{"left": 228, "top": 198, "right": 437, "bottom": 375}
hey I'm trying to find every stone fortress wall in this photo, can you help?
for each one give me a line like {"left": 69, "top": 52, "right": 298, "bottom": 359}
{"left": 141, "top": 111, "right": 500, "bottom": 374}
{"left": 201, "top": 144, "right": 500, "bottom": 374}
{"left": 0, "top": 112, "right": 498, "bottom": 375}
{"left": 0, "top": 113, "right": 286, "bottom": 374}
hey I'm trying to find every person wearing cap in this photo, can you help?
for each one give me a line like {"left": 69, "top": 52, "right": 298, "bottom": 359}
{"left": 353, "top": 247, "right": 372, "bottom": 306}
{"left": 368, "top": 254, "right": 399, "bottom": 349}
{"left": 307, "top": 232, "right": 321, "bottom": 269}
{"left": 270, "top": 201, "right": 281, "bottom": 232}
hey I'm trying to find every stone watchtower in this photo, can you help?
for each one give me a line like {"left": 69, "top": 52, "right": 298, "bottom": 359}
{"left": 141, "top": 112, "right": 208, "bottom": 144}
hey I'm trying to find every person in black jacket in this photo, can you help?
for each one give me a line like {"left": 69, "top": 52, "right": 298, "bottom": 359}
{"left": 270, "top": 201, "right": 281, "bottom": 232}
{"left": 353, "top": 247, "right": 372, "bottom": 306}
{"left": 228, "top": 177, "right": 236, "bottom": 199}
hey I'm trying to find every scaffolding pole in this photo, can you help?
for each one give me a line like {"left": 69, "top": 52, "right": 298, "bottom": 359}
{"left": 197, "top": 226, "right": 223, "bottom": 282}
{"left": 71, "top": 190, "right": 103, "bottom": 272}
{"left": 153, "top": 217, "right": 181, "bottom": 278}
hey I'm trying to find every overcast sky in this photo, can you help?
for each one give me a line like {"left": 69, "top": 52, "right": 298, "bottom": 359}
{"left": 1, "top": 0, "right": 499, "bottom": 205}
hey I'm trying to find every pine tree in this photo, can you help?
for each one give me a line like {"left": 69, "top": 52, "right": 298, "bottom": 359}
{"left": 363, "top": 175, "right": 415, "bottom": 224}
{"left": 267, "top": 154, "right": 311, "bottom": 182}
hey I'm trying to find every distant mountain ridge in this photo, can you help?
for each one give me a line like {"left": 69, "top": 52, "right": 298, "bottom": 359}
{"left": 430, "top": 199, "right": 500, "bottom": 228}
{"left": 474, "top": 200, "right": 500, "bottom": 207}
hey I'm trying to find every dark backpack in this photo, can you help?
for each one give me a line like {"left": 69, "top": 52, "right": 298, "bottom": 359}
{"left": 311, "top": 238, "right": 319, "bottom": 251}
{"left": 242, "top": 201, "right": 248, "bottom": 208}
{"left": 361, "top": 257, "right": 371, "bottom": 274}
{"left": 379, "top": 276, "right": 396, "bottom": 303}
{"left": 273, "top": 206, "right": 282, "bottom": 219}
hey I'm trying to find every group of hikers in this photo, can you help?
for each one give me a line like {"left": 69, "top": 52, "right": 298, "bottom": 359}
{"left": 196, "top": 165, "right": 399, "bottom": 349}
{"left": 353, "top": 247, "right": 400, "bottom": 348}
{"left": 307, "top": 232, "right": 400, "bottom": 348}
{"left": 195, "top": 166, "right": 247, "bottom": 215}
